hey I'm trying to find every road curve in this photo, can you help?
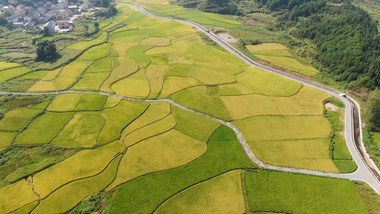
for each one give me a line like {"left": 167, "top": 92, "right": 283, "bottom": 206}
{"left": 119, "top": 1, "right": 380, "bottom": 193}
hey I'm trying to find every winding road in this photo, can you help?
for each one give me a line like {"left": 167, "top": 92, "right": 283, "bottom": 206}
{"left": 121, "top": 1, "right": 380, "bottom": 193}
{"left": 1, "top": 1, "right": 379, "bottom": 194}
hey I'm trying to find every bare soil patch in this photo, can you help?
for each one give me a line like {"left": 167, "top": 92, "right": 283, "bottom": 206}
{"left": 244, "top": 18, "right": 263, "bottom": 25}
{"left": 325, "top": 103, "right": 339, "bottom": 112}
{"left": 216, "top": 32, "right": 238, "bottom": 43}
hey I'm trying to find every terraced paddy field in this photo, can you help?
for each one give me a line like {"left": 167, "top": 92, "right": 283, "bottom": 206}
{"left": 247, "top": 43, "right": 319, "bottom": 76}
{"left": 0, "top": 3, "right": 378, "bottom": 213}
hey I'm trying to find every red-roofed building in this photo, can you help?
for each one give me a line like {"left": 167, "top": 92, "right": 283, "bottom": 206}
{"left": 56, "top": 19, "right": 70, "bottom": 29}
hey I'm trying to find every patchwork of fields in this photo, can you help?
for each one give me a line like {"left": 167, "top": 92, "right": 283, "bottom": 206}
{"left": 0, "top": 3, "right": 376, "bottom": 214}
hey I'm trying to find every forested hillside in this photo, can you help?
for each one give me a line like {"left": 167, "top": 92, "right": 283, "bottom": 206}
{"left": 255, "top": 0, "right": 380, "bottom": 89}
{"left": 176, "top": 0, "right": 240, "bottom": 14}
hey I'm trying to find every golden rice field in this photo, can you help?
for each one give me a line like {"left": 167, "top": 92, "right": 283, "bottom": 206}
{"left": 0, "top": 3, "right": 375, "bottom": 214}
{"left": 247, "top": 43, "right": 319, "bottom": 76}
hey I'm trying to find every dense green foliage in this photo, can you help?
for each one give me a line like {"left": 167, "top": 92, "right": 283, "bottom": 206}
{"left": 324, "top": 98, "right": 357, "bottom": 172}
{"left": 256, "top": 0, "right": 380, "bottom": 88}
{"left": 67, "top": 193, "right": 103, "bottom": 214}
{"left": 363, "top": 131, "right": 380, "bottom": 168}
{"left": 176, "top": 0, "right": 240, "bottom": 14}
{"left": 89, "top": 0, "right": 112, "bottom": 7}
{"left": 364, "top": 89, "right": 380, "bottom": 130}
{"left": 36, "top": 40, "right": 57, "bottom": 61}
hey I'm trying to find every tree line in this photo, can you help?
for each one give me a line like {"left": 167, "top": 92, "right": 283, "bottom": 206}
{"left": 256, "top": 0, "right": 380, "bottom": 89}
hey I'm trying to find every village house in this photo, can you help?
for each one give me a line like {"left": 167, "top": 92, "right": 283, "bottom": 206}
{"left": 24, "top": 21, "right": 35, "bottom": 30}
{"left": 58, "top": 9, "right": 71, "bottom": 19}
{"left": 56, "top": 19, "right": 70, "bottom": 29}
{"left": 44, "top": 21, "right": 55, "bottom": 33}
{"left": 12, "top": 22, "right": 23, "bottom": 28}
{"left": 58, "top": 0, "right": 68, "bottom": 9}
{"left": 81, "top": 2, "right": 94, "bottom": 10}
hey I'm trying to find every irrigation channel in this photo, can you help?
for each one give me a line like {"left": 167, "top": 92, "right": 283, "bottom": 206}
{"left": 1, "top": 1, "right": 380, "bottom": 194}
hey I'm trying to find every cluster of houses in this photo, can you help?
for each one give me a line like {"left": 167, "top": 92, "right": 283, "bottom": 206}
{"left": 0, "top": 0, "right": 95, "bottom": 33}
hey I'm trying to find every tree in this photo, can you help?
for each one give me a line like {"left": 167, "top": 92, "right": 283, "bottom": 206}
{"left": 364, "top": 89, "right": 380, "bottom": 130}
{"left": 0, "top": 15, "right": 8, "bottom": 26}
{"left": 43, "top": 26, "right": 50, "bottom": 36}
{"left": 36, "top": 40, "right": 57, "bottom": 61}
{"left": 107, "top": 2, "right": 117, "bottom": 16}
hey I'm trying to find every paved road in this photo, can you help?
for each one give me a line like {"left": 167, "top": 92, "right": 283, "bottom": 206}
{"left": 120, "top": 2, "right": 380, "bottom": 193}
{"left": 1, "top": 2, "right": 379, "bottom": 194}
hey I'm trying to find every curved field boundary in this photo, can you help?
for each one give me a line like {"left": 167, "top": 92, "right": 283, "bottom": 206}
{"left": 1, "top": 2, "right": 379, "bottom": 194}
{"left": 118, "top": 2, "right": 380, "bottom": 194}
{"left": 0, "top": 89, "right": 377, "bottom": 193}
